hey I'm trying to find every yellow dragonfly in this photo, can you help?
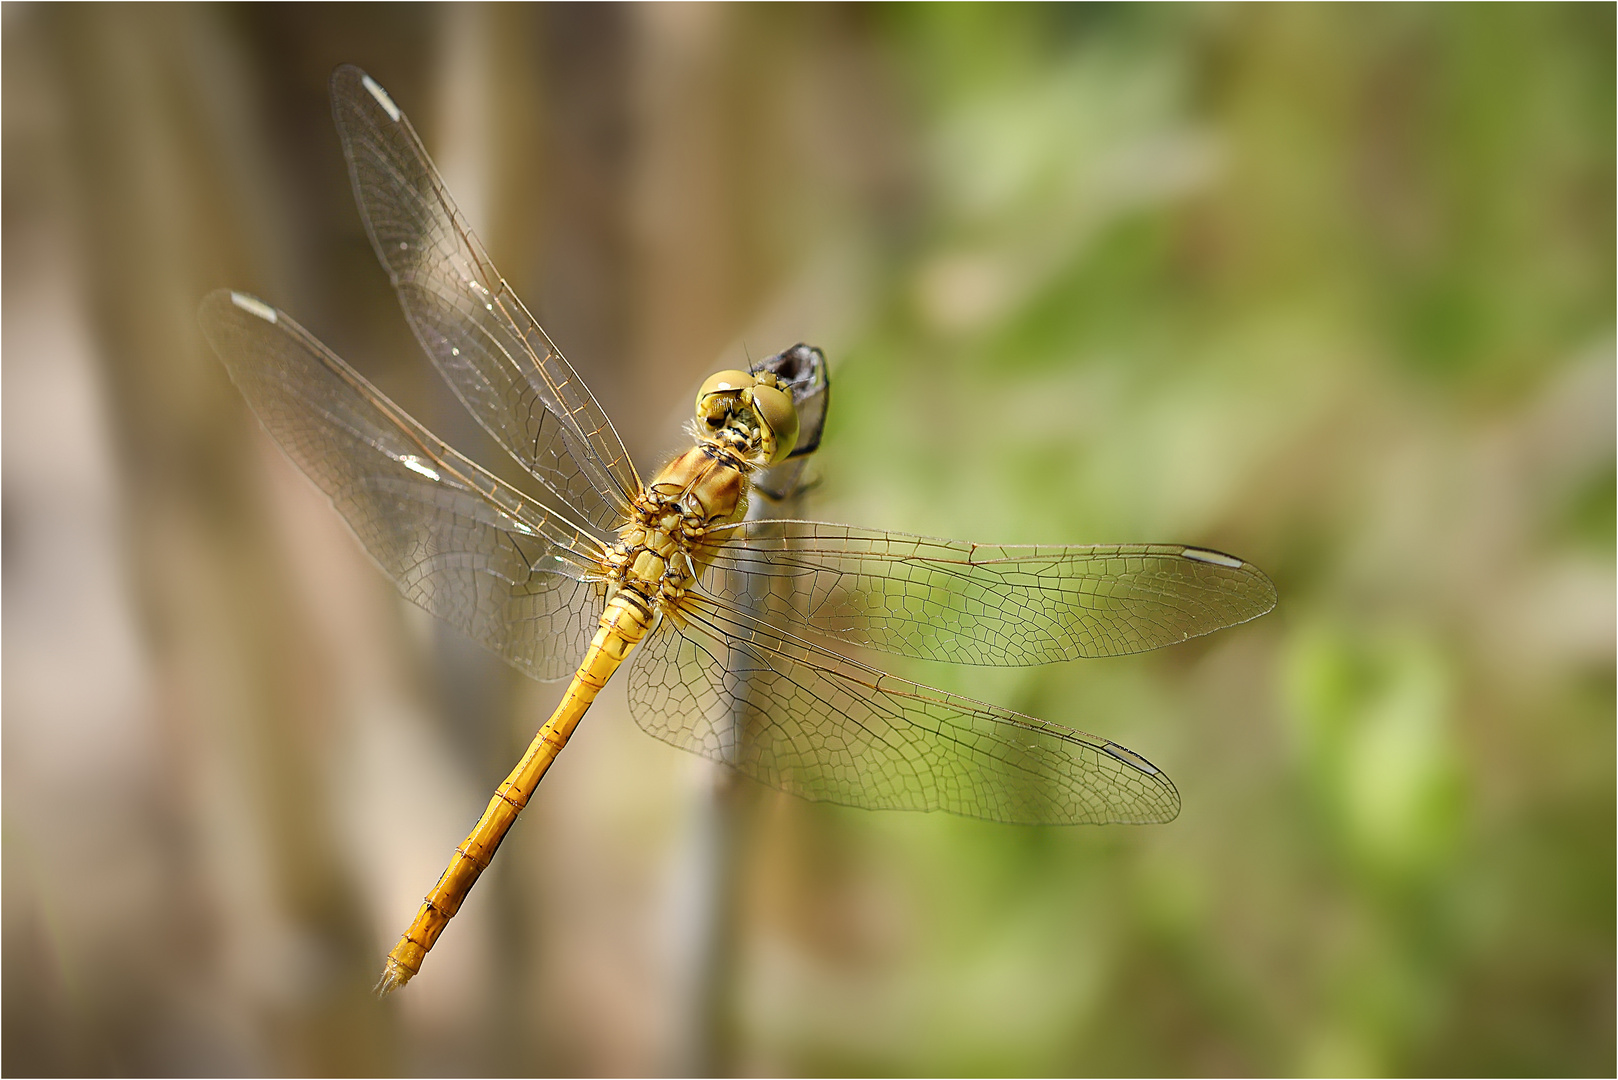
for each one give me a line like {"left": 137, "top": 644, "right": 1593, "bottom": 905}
{"left": 199, "top": 66, "right": 1276, "bottom": 995}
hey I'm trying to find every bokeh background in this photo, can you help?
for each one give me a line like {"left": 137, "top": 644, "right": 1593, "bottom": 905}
{"left": 4, "top": 3, "right": 1612, "bottom": 1075}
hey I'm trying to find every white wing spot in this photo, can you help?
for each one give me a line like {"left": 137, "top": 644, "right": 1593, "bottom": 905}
{"left": 1181, "top": 547, "right": 1242, "bottom": 569}
{"left": 400, "top": 455, "right": 441, "bottom": 481}
{"left": 1103, "top": 743, "right": 1158, "bottom": 776}
{"left": 229, "top": 292, "right": 277, "bottom": 324}
{"left": 361, "top": 74, "right": 402, "bottom": 122}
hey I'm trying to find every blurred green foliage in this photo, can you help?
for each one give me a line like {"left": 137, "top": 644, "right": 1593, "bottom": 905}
{"left": 759, "top": 4, "right": 1613, "bottom": 1075}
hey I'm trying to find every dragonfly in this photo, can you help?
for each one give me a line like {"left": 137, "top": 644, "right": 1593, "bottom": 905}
{"left": 199, "top": 66, "right": 1276, "bottom": 996}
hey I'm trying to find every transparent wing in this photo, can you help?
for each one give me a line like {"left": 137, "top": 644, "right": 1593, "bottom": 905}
{"left": 199, "top": 290, "right": 609, "bottom": 682}
{"left": 699, "top": 521, "right": 1277, "bottom": 666}
{"left": 330, "top": 64, "right": 641, "bottom": 537}
{"left": 627, "top": 595, "right": 1180, "bottom": 825}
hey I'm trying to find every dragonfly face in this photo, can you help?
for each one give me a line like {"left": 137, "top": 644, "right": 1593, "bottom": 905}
{"left": 695, "top": 369, "right": 801, "bottom": 467}
{"left": 199, "top": 66, "right": 1276, "bottom": 993}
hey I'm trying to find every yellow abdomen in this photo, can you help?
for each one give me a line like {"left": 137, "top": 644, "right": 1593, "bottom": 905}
{"left": 375, "top": 592, "right": 653, "bottom": 993}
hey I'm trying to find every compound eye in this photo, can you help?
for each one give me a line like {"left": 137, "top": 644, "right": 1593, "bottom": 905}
{"left": 695, "top": 369, "right": 756, "bottom": 425}
{"left": 747, "top": 383, "right": 799, "bottom": 465}
{"left": 697, "top": 369, "right": 755, "bottom": 400}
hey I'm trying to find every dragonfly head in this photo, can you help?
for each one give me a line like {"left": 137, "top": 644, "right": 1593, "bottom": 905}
{"left": 695, "top": 369, "right": 800, "bottom": 467}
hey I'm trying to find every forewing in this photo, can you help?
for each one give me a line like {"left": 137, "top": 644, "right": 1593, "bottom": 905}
{"left": 627, "top": 596, "right": 1180, "bottom": 824}
{"left": 330, "top": 64, "right": 640, "bottom": 536}
{"left": 700, "top": 521, "right": 1276, "bottom": 666}
{"left": 199, "top": 290, "right": 607, "bottom": 682}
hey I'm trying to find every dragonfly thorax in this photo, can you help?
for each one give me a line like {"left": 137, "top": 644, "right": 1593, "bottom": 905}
{"left": 611, "top": 443, "right": 753, "bottom": 606}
